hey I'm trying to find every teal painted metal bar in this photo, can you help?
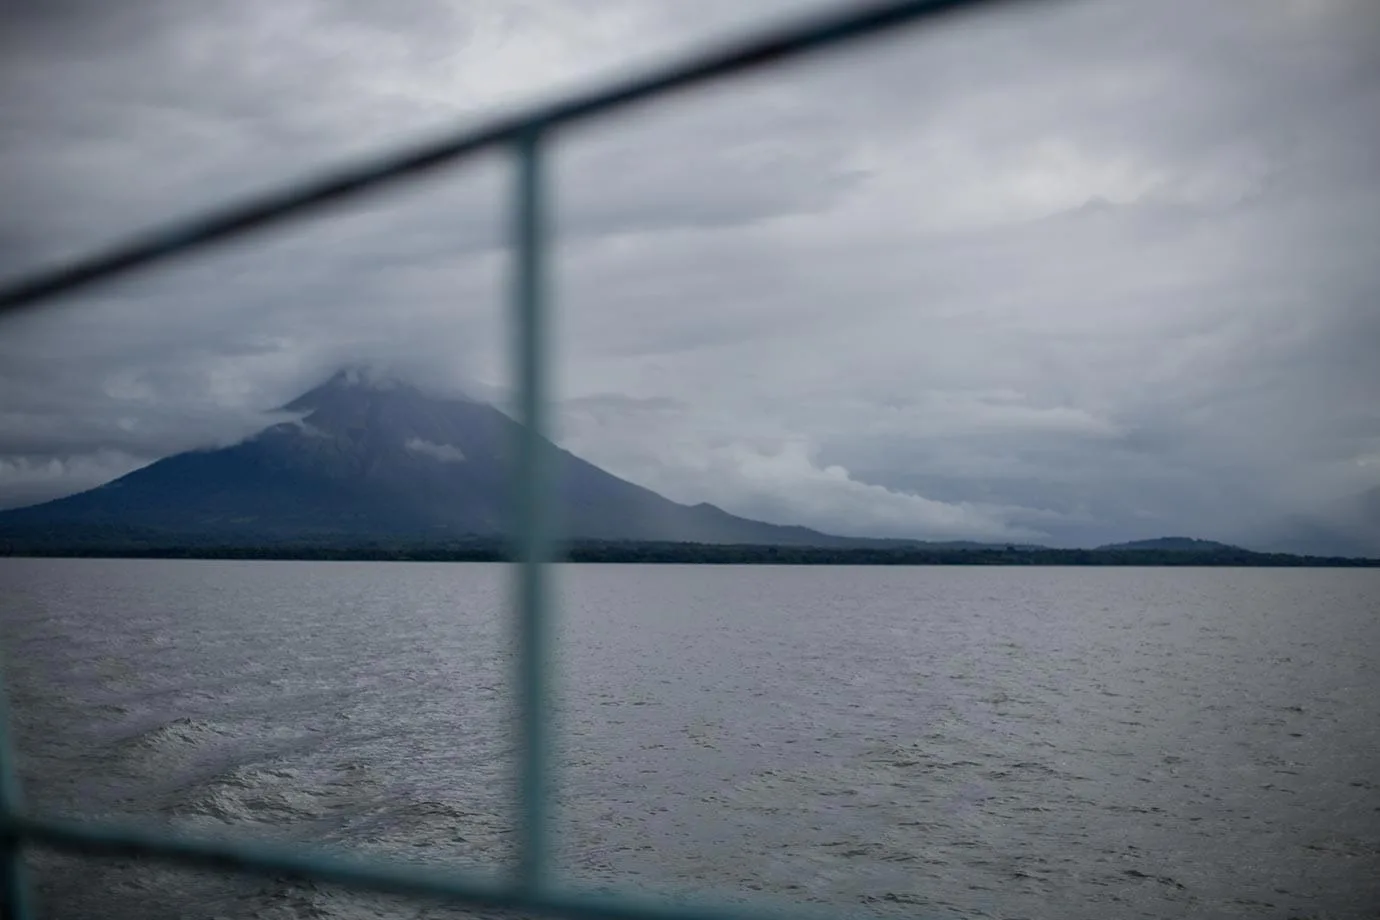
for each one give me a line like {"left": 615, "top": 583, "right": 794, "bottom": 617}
{"left": 0, "top": 670, "right": 34, "bottom": 920}
{"left": 511, "top": 128, "right": 554, "bottom": 892}
{"left": 13, "top": 815, "right": 848, "bottom": 920}
{"left": 0, "top": 0, "right": 1032, "bottom": 317}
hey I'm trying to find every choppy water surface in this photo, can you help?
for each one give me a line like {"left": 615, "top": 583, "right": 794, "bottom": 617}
{"left": 1, "top": 559, "right": 1377, "bottom": 919}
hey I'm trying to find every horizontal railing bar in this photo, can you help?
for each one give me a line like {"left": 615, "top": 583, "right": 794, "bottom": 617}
{"left": 8, "top": 815, "right": 853, "bottom": 920}
{"left": 0, "top": 0, "right": 1033, "bottom": 316}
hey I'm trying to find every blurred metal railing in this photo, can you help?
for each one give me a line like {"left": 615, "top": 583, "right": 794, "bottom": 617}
{"left": 0, "top": 1, "right": 1033, "bottom": 917}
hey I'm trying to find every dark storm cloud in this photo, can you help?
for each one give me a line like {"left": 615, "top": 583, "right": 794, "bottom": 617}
{"left": 1, "top": 0, "right": 1377, "bottom": 550}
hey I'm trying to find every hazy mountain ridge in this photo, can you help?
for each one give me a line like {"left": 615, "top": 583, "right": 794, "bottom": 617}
{"left": 2, "top": 369, "right": 1373, "bottom": 560}
{"left": 1252, "top": 487, "right": 1380, "bottom": 558}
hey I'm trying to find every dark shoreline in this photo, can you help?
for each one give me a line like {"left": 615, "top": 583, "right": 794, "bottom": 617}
{"left": 2, "top": 539, "right": 1376, "bottom": 567}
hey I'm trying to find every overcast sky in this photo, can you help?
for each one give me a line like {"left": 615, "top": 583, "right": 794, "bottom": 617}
{"left": 1, "top": 0, "right": 1377, "bottom": 551}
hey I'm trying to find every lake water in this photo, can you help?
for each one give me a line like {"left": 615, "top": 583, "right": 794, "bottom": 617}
{"left": 0, "top": 559, "right": 1377, "bottom": 919}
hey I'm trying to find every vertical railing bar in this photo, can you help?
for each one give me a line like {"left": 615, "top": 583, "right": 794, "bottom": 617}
{"left": 511, "top": 126, "right": 553, "bottom": 892}
{"left": 0, "top": 668, "right": 35, "bottom": 920}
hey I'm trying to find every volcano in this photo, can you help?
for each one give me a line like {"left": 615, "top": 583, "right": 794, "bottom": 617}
{"left": 0, "top": 369, "right": 855, "bottom": 546}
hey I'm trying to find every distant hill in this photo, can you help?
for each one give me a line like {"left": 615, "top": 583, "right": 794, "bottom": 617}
{"left": 0, "top": 368, "right": 884, "bottom": 547}
{"left": 1096, "top": 537, "right": 1243, "bottom": 553}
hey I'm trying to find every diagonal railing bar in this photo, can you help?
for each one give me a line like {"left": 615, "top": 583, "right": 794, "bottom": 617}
{"left": 0, "top": 0, "right": 1035, "bottom": 317}
{"left": 11, "top": 815, "right": 851, "bottom": 920}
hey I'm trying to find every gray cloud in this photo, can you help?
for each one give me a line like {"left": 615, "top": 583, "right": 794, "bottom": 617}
{"left": 405, "top": 437, "right": 467, "bottom": 464}
{"left": 1, "top": 0, "right": 1377, "bottom": 551}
